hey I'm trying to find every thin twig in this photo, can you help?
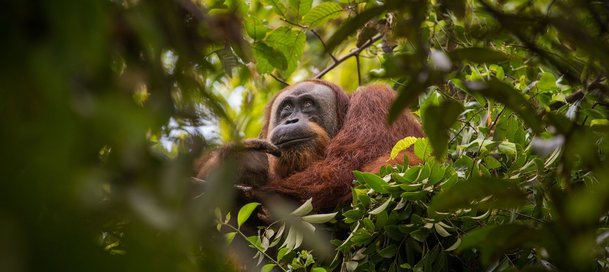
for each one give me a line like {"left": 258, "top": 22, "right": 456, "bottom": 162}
{"left": 314, "top": 33, "right": 383, "bottom": 79}
{"left": 281, "top": 18, "right": 338, "bottom": 62}
{"left": 355, "top": 54, "right": 362, "bottom": 86}
{"left": 223, "top": 223, "right": 288, "bottom": 271}
{"left": 269, "top": 74, "right": 290, "bottom": 86}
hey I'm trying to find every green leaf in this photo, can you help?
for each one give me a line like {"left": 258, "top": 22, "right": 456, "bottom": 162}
{"left": 237, "top": 202, "right": 261, "bottom": 228}
{"left": 410, "top": 228, "right": 430, "bottom": 242}
{"left": 429, "top": 177, "right": 527, "bottom": 213}
{"left": 288, "top": 0, "right": 313, "bottom": 18}
{"left": 311, "top": 267, "right": 327, "bottom": 272}
{"left": 265, "top": 27, "right": 306, "bottom": 75}
{"left": 225, "top": 232, "right": 236, "bottom": 245}
{"left": 353, "top": 171, "right": 389, "bottom": 193}
{"left": 378, "top": 244, "right": 398, "bottom": 258}
{"left": 277, "top": 247, "right": 289, "bottom": 261}
{"left": 252, "top": 42, "right": 287, "bottom": 73}
{"left": 302, "top": 2, "right": 343, "bottom": 28}
{"left": 483, "top": 156, "right": 501, "bottom": 169}
{"left": 298, "top": 0, "right": 313, "bottom": 16}
{"left": 497, "top": 141, "right": 516, "bottom": 156}
{"left": 466, "top": 79, "right": 543, "bottom": 133}
{"left": 537, "top": 72, "right": 557, "bottom": 91}
{"left": 262, "top": 0, "right": 288, "bottom": 17}
{"left": 414, "top": 138, "right": 433, "bottom": 161}
{"left": 451, "top": 48, "right": 509, "bottom": 63}
{"left": 369, "top": 197, "right": 392, "bottom": 215}
{"left": 261, "top": 264, "right": 276, "bottom": 272}
{"left": 291, "top": 198, "right": 313, "bottom": 216}
{"left": 244, "top": 16, "right": 269, "bottom": 41}
{"left": 301, "top": 212, "right": 338, "bottom": 223}
{"left": 390, "top": 136, "right": 419, "bottom": 160}
{"left": 422, "top": 99, "right": 464, "bottom": 159}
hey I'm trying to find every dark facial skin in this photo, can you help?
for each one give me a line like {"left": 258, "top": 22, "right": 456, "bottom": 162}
{"left": 267, "top": 82, "right": 338, "bottom": 149}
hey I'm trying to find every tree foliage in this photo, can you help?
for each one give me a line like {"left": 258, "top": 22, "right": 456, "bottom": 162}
{"left": 4, "top": 0, "right": 609, "bottom": 271}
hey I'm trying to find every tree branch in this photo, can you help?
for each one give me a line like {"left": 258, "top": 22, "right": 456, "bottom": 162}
{"left": 269, "top": 73, "right": 290, "bottom": 86}
{"left": 314, "top": 33, "right": 383, "bottom": 79}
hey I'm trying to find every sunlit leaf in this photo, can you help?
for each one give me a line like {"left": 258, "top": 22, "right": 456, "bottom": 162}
{"left": 225, "top": 232, "right": 237, "bottom": 245}
{"left": 237, "top": 202, "right": 261, "bottom": 228}
{"left": 262, "top": 0, "right": 288, "bottom": 17}
{"left": 261, "top": 264, "right": 276, "bottom": 272}
{"left": 265, "top": 27, "right": 306, "bottom": 75}
{"left": 390, "top": 136, "right": 419, "bottom": 160}
{"left": 244, "top": 16, "right": 269, "bottom": 41}
{"left": 302, "top": 2, "right": 343, "bottom": 28}
{"left": 252, "top": 42, "right": 288, "bottom": 73}
{"left": 537, "top": 72, "right": 557, "bottom": 91}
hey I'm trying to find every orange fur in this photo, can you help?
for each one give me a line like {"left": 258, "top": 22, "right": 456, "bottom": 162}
{"left": 261, "top": 82, "right": 424, "bottom": 212}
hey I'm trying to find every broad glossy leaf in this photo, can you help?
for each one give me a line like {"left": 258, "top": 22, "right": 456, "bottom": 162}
{"left": 353, "top": 171, "right": 389, "bottom": 193}
{"left": 237, "top": 202, "right": 261, "bottom": 228}
{"left": 252, "top": 42, "right": 287, "bottom": 73}
{"left": 302, "top": 2, "right": 343, "bottom": 28}
{"left": 265, "top": 27, "right": 306, "bottom": 75}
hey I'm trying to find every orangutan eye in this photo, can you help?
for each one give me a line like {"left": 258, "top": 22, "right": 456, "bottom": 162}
{"left": 303, "top": 99, "right": 313, "bottom": 108}
{"left": 282, "top": 104, "right": 292, "bottom": 111}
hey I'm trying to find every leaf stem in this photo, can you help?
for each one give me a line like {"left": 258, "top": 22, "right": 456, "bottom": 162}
{"left": 269, "top": 73, "right": 290, "bottom": 86}
{"left": 223, "top": 223, "right": 288, "bottom": 271}
{"left": 314, "top": 33, "right": 383, "bottom": 79}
